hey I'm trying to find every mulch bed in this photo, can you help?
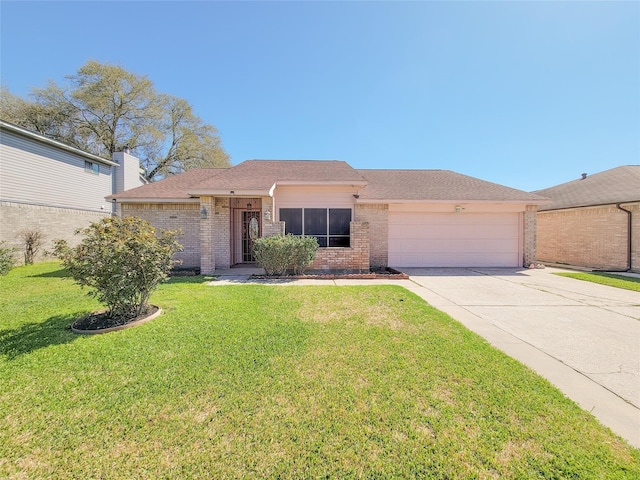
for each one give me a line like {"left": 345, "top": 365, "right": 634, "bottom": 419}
{"left": 250, "top": 268, "right": 409, "bottom": 280}
{"left": 71, "top": 305, "right": 160, "bottom": 331}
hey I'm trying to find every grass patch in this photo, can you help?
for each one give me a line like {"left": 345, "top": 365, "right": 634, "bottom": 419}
{"left": 555, "top": 272, "right": 640, "bottom": 292}
{"left": 1, "top": 262, "right": 639, "bottom": 478}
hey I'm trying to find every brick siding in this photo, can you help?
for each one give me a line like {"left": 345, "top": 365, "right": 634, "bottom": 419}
{"left": 355, "top": 204, "right": 388, "bottom": 267}
{"left": 122, "top": 203, "right": 200, "bottom": 269}
{"left": 523, "top": 205, "right": 538, "bottom": 267}
{"left": 0, "top": 201, "right": 109, "bottom": 264}
{"left": 631, "top": 203, "right": 640, "bottom": 272}
{"left": 213, "top": 197, "right": 231, "bottom": 270}
{"left": 309, "top": 221, "right": 370, "bottom": 271}
{"left": 537, "top": 204, "right": 639, "bottom": 271}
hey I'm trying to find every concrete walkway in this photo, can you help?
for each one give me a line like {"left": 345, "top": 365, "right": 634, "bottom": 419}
{"left": 208, "top": 267, "right": 640, "bottom": 448}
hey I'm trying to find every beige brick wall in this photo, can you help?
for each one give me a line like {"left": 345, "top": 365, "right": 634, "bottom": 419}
{"left": 355, "top": 204, "right": 388, "bottom": 267}
{"left": 0, "top": 201, "right": 109, "bottom": 264}
{"left": 537, "top": 204, "right": 633, "bottom": 271}
{"left": 310, "top": 221, "right": 370, "bottom": 271}
{"left": 262, "top": 197, "right": 286, "bottom": 237}
{"left": 630, "top": 203, "right": 640, "bottom": 272}
{"left": 523, "top": 205, "right": 537, "bottom": 267}
{"left": 213, "top": 197, "right": 231, "bottom": 270}
{"left": 199, "top": 197, "right": 215, "bottom": 274}
{"left": 122, "top": 203, "right": 200, "bottom": 269}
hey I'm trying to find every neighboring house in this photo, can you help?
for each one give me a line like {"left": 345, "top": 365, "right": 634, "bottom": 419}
{"left": 109, "top": 160, "right": 547, "bottom": 274}
{"left": 533, "top": 166, "right": 640, "bottom": 272}
{"left": 0, "top": 120, "right": 145, "bottom": 262}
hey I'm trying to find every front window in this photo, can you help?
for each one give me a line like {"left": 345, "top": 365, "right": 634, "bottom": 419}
{"left": 280, "top": 208, "right": 351, "bottom": 247}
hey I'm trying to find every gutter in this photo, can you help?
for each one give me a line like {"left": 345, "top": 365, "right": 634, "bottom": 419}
{"left": 615, "top": 203, "right": 633, "bottom": 272}
{"left": 1, "top": 120, "right": 118, "bottom": 166}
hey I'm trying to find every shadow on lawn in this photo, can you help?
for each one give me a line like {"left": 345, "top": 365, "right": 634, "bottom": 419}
{"left": 30, "top": 267, "right": 71, "bottom": 278}
{"left": 0, "top": 313, "right": 82, "bottom": 360}
{"left": 166, "top": 275, "right": 216, "bottom": 285}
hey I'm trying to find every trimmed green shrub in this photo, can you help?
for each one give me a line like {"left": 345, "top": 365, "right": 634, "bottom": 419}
{"left": 54, "top": 216, "right": 183, "bottom": 318}
{"left": 0, "top": 241, "right": 17, "bottom": 276}
{"left": 253, "top": 234, "right": 318, "bottom": 276}
{"left": 289, "top": 235, "right": 319, "bottom": 275}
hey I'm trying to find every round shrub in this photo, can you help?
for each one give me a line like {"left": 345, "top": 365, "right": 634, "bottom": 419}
{"left": 54, "top": 216, "right": 183, "bottom": 318}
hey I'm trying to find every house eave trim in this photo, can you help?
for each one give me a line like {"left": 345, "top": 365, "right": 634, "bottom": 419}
{"left": 108, "top": 197, "right": 200, "bottom": 204}
{"left": 357, "top": 198, "right": 550, "bottom": 205}
{"left": 539, "top": 200, "right": 640, "bottom": 212}
{"left": 1, "top": 120, "right": 118, "bottom": 166}
{"left": 186, "top": 189, "right": 270, "bottom": 197}
{"left": 274, "top": 180, "right": 368, "bottom": 187}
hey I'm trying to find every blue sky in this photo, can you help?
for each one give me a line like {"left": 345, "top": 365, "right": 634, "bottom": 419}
{"left": 1, "top": 1, "right": 638, "bottom": 191}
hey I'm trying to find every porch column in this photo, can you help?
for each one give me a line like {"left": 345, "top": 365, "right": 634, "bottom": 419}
{"left": 200, "top": 196, "right": 215, "bottom": 274}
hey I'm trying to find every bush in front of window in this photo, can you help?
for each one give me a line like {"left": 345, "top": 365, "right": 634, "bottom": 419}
{"left": 289, "top": 235, "right": 319, "bottom": 275}
{"left": 253, "top": 234, "right": 318, "bottom": 276}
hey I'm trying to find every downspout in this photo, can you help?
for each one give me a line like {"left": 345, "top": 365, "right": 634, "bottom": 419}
{"left": 616, "top": 203, "right": 632, "bottom": 272}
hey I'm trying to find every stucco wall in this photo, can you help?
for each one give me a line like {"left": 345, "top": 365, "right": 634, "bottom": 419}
{"left": 537, "top": 204, "right": 639, "bottom": 271}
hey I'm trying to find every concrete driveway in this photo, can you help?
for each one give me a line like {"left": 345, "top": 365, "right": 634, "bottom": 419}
{"left": 400, "top": 267, "right": 640, "bottom": 448}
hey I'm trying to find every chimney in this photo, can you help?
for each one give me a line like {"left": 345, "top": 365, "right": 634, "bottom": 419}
{"left": 581, "top": 173, "right": 587, "bottom": 180}
{"left": 112, "top": 150, "right": 143, "bottom": 214}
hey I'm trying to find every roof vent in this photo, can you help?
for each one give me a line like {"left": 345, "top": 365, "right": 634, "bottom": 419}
{"left": 581, "top": 173, "right": 587, "bottom": 180}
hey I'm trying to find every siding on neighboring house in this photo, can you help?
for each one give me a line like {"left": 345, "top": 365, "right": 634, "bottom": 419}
{"left": 0, "top": 128, "right": 114, "bottom": 212}
{"left": 537, "top": 205, "right": 632, "bottom": 271}
{"left": 0, "top": 122, "right": 143, "bottom": 263}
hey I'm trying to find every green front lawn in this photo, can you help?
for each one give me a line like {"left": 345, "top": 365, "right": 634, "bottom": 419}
{"left": 555, "top": 272, "right": 640, "bottom": 292}
{"left": 1, "top": 263, "right": 638, "bottom": 479}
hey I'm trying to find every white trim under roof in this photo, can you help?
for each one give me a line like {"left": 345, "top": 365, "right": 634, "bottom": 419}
{"left": 108, "top": 197, "right": 200, "bottom": 204}
{"left": 274, "top": 180, "right": 368, "bottom": 187}
{"left": 186, "top": 189, "right": 271, "bottom": 197}
{"left": 356, "top": 198, "right": 551, "bottom": 205}
{"left": 1, "top": 120, "right": 118, "bottom": 167}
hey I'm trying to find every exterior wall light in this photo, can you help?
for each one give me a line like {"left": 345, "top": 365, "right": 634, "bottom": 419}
{"left": 200, "top": 206, "right": 208, "bottom": 219}
{"left": 264, "top": 208, "right": 272, "bottom": 221}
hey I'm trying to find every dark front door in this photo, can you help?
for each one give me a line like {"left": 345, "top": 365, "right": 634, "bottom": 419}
{"left": 242, "top": 210, "right": 260, "bottom": 262}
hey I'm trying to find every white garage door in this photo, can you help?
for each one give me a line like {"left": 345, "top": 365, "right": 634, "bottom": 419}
{"left": 388, "top": 212, "right": 520, "bottom": 267}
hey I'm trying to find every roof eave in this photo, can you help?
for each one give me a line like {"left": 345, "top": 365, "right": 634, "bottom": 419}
{"left": 1, "top": 120, "right": 119, "bottom": 166}
{"left": 357, "top": 198, "right": 551, "bottom": 205}
{"left": 275, "top": 180, "right": 368, "bottom": 187}
{"left": 539, "top": 199, "right": 640, "bottom": 212}
{"left": 186, "top": 189, "right": 271, "bottom": 197}
{"left": 107, "top": 197, "right": 199, "bottom": 204}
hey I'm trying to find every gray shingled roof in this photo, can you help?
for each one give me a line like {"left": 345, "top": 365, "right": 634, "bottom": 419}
{"left": 188, "top": 160, "right": 367, "bottom": 192}
{"left": 358, "top": 169, "right": 547, "bottom": 202}
{"left": 110, "top": 160, "right": 548, "bottom": 204}
{"left": 108, "top": 168, "right": 226, "bottom": 200}
{"left": 533, "top": 166, "right": 640, "bottom": 211}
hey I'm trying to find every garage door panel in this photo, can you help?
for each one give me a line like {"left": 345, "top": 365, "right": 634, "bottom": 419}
{"left": 392, "top": 238, "right": 518, "bottom": 252}
{"left": 388, "top": 212, "right": 520, "bottom": 267}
